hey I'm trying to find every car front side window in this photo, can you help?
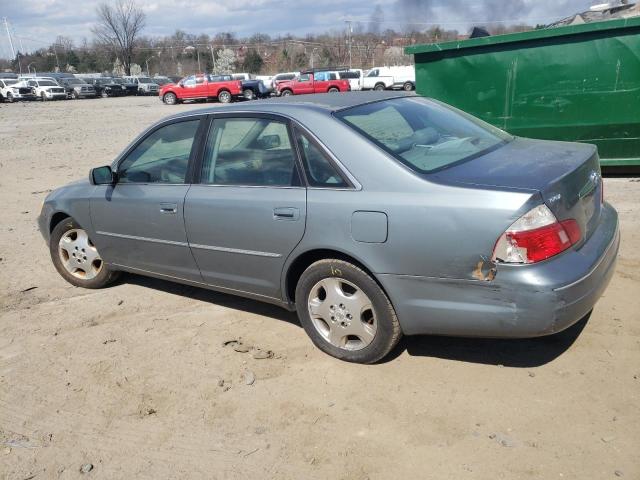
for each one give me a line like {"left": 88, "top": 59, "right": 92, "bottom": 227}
{"left": 117, "top": 119, "right": 200, "bottom": 184}
{"left": 201, "top": 117, "right": 299, "bottom": 187}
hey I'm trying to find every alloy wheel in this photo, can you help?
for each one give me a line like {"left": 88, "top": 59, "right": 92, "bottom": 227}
{"left": 58, "top": 229, "right": 103, "bottom": 280}
{"left": 307, "top": 277, "right": 377, "bottom": 351}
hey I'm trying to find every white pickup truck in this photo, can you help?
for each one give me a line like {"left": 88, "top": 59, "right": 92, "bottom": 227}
{"left": 362, "top": 66, "right": 415, "bottom": 91}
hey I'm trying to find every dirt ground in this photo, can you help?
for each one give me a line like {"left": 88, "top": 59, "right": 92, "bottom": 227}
{"left": 0, "top": 96, "right": 638, "bottom": 480}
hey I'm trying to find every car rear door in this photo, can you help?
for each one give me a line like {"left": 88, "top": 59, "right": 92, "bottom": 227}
{"left": 184, "top": 114, "right": 307, "bottom": 300}
{"left": 90, "top": 116, "right": 206, "bottom": 281}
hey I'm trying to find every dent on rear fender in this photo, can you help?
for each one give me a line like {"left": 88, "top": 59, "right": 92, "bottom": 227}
{"left": 472, "top": 257, "right": 497, "bottom": 281}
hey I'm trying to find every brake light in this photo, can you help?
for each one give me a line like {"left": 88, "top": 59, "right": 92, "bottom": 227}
{"left": 492, "top": 205, "right": 581, "bottom": 264}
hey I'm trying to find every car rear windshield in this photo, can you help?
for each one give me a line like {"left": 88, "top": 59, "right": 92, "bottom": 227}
{"left": 335, "top": 97, "right": 512, "bottom": 173}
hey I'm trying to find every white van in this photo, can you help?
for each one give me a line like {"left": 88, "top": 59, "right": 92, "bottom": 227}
{"left": 362, "top": 66, "right": 415, "bottom": 91}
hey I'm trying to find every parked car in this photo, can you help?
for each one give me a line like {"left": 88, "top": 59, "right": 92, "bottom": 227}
{"left": 112, "top": 78, "right": 139, "bottom": 96}
{"left": 123, "top": 76, "right": 159, "bottom": 95}
{"left": 80, "top": 77, "right": 128, "bottom": 97}
{"left": 0, "top": 78, "right": 37, "bottom": 102}
{"left": 362, "top": 66, "right": 415, "bottom": 91}
{"left": 24, "top": 78, "right": 67, "bottom": 101}
{"left": 276, "top": 70, "right": 350, "bottom": 96}
{"left": 270, "top": 72, "right": 298, "bottom": 90}
{"left": 152, "top": 76, "right": 173, "bottom": 86}
{"left": 231, "top": 73, "right": 255, "bottom": 81}
{"left": 57, "top": 77, "right": 97, "bottom": 99}
{"left": 159, "top": 74, "right": 242, "bottom": 104}
{"left": 339, "top": 69, "right": 364, "bottom": 91}
{"left": 238, "top": 78, "right": 271, "bottom": 100}
{"left": 37, "top": 92, "right": 620, "bottom": 364}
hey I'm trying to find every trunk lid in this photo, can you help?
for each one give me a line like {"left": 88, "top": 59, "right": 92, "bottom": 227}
{"left": 431, "top": 137, "right": 603, "bottom": 244}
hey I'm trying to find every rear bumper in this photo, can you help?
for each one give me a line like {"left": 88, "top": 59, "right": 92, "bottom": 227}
{"left": 377, "top": 203, "right": 620, "bottom": 337}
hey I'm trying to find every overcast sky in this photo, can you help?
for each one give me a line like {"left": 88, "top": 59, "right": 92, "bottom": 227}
{"left": 1, "top": 0, "right": 594, "bottom": 58}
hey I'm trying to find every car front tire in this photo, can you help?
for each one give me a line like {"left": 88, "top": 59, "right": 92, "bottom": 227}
{"left": 295, "top": 259, "right": 402, "bottom": 364}
{"left": 403, "top": 82, "right": 414, "bottom": 91}
{"left": 374, "top": 83, "right": 385, "bottom": 91}
{"left": 50, "top": 218, "right": 119, "bottom": 289}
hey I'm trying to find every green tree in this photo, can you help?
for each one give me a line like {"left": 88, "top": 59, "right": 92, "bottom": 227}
{"left": 242, "top": 49, "right": 264, "bottom": 74}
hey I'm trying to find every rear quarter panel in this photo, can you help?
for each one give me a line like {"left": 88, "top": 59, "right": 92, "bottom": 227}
{"left": 281, "top": 109, "right": 536, "bottom": 282}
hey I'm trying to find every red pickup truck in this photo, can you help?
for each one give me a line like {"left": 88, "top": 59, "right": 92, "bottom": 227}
{"left": 160, "top": 74, "right": 242, "bottom": 105}
{"left": 276, "top": 71, "right": 350, "bottom": 96}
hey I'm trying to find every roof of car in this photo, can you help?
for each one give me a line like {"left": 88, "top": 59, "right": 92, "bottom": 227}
{"left": 166, "top": 91, "right": 417, "bottom": 122}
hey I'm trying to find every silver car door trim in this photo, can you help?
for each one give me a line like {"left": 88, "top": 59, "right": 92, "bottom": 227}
{"left": 96, "top": 231, "right": 189, "bottom": 247}
{"left": 97, "top": 230, "right": 281, "bottom": 258}
{"left": 189, "top": 243, "right": 282, "bottom": 258}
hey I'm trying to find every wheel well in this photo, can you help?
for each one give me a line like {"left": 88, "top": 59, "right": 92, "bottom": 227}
{"left": 375, "top": 82, "right": 385, "bottom": 88}
{"left": 218, "top": 88, "right": 230, "bottom": 95}
{"left": 285, "top": 249, "right": 379, "bottom": 303}
{"left": 49, "top": 212, "right": 70, "bottom": 233}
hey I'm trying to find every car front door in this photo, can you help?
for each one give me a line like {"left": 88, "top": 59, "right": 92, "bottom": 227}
{"left": 90, "top": 117, "right": 205, "bottom": 281}
{"left": 184, "top": 114, "right": 307, "bottom": 300}
{"left": 294, "top": 74, "right": 314, "bottom": 95}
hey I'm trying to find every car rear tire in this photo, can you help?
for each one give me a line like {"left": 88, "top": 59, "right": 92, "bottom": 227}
{"left": 218, "top": 90, "right": 232, "bottom": 103}
{"left": 295, "top": 259, "right": 402, "bottom": 364}
{"left": 50, "top": 218, "right": 119, "bottom": 289}
{"left": 243, "top": 88, "right": 255, "bottom": 100}
{"left": 328, "top": 87, "right": 339, "bottom": 93}
{"left": 403, "top": 82, "right": 413, "bottom": 91}
{"left": 373, "top": 83, "right": 385, "bottom": 91}
{"left": 163, "top": 92, "right": 178, "bottom": 105}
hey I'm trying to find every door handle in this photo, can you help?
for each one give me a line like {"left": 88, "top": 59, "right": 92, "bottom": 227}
{"left": 273, "top": 207, "right": 299, "bottom": 220}
{"left": 160, "top": 203, "right": 178, "bottom": 214}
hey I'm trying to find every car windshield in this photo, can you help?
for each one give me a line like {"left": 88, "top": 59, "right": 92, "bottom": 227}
{"left": 137, "top": 77, "right": 152, "bottom": 83}
{"left": 66, "top": 79, "right": 85, "bottom": 85}
{"left": 38, "top": 80, "right": 58, "bottom": 86}
{"left": 3, "top": 80, "right": 18, "bottom": 85}
{"left": 335, "top": 97, "right": 512, "bottom": 173}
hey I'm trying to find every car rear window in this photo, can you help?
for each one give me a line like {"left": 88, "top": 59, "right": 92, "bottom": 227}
{"left": 335, "top": 97, "right": 512, "bottom": 173}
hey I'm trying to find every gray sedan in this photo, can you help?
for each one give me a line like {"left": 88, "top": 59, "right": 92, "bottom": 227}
{"left": 38, "top": 92, "right": 619, "bottom": 363}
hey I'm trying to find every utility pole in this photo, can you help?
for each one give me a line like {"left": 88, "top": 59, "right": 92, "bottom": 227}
{"left": 345, "top": 20, "right": 353, "bottom": 69}
{"left": 209, "top": 44, "right": 215, "bottom": 72}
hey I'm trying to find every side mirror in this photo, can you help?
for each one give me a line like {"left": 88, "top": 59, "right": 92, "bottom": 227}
{"left": 90, "top": 165, "right": 115, "bottom": 185}
{"left": 178, "top": 81, "right": 184, "bottom": 87}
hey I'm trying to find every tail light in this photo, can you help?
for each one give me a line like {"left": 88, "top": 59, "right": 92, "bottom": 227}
{"left": 492, "top": 204, "right": 581, "bottom": 264}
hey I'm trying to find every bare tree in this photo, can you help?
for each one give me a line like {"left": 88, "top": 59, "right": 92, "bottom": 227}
{"left": 92, "top": 0, "right": 146, "bottom": 75}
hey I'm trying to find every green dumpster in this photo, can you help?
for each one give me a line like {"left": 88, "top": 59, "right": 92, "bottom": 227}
{"left": 405, "top": 17, "right": 640, "bottom": 167}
